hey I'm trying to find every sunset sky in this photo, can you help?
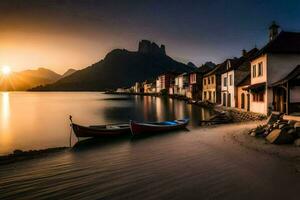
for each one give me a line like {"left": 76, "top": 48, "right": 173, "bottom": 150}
{"left": 1, "top": 0, "right": 300, "bottom": 74}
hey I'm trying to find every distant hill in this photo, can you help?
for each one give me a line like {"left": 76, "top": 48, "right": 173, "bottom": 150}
{"left": 0, "top": 68, "right": 61, "bottom": 91}
{"left": 62, "top": 68, "right": 77, "bottom": 78}
{"left": 31, "top": 40, "right": 196, "bottom": 91}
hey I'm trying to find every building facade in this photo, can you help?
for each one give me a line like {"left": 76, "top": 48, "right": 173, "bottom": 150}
{"left": 248, "top": 23, "right": 300, "bottom": 114}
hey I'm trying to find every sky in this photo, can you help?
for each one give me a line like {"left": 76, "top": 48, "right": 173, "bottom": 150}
{"left": 0, "top": 0, "right": 300, "bottom": 74}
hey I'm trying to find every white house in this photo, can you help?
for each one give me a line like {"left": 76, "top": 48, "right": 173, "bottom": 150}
{"left": 177, "top": 73, "right": 189, "bottom": 96}
{"left": 221, "top": 48, "right": 258, "bottom": 108}
{"left": 247, "top": 22, "right": 300, "bottom": 115}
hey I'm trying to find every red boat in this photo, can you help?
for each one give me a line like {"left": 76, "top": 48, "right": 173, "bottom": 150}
{"left": 70, "top": 116, "right": 131, "bottom": 138}
{"left": 130, "top": 119, "right": 189, "bottom": 137}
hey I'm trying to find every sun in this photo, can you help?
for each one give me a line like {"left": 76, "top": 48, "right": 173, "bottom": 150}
{"left": 1, "top": 66, "right": 11, "bottom": 75}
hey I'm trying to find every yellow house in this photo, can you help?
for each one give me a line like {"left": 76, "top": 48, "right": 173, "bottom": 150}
{"left": 202, "top": 61, "right": 226, "bottom": 104}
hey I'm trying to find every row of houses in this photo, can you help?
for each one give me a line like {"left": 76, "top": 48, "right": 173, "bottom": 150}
{"left": 119, "top": 22, "right": 300, "bottom": 116}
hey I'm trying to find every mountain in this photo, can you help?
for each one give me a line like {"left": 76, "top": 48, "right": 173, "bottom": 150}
{"left": 0, "top": 68, "right": 61, "bottom": 91}
{"left": 62, "top": 68, "right": 77, "bottom": 78}
{"left": 31, "top": 40, "right": 196, "bottom": 91}
{"left": 187, "top": 62, "right": 198, "bottom": 68}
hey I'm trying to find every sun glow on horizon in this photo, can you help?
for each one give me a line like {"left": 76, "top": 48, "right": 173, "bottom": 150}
{"left": 1, "top": 66, "right": 11, "bottom": 75}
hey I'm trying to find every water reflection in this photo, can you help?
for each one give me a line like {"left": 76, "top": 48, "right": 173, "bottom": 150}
{"left": 0, "top": 92, "right": 11, "bottom": 153}
{"left": 102, "top": 95, "right": 214, "bottom": 126}
{"left": 0, "top": 93, "right": 214, "bottom": 155}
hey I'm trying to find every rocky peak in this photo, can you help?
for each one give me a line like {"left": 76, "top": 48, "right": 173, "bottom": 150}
{"left": 138, "top": 40, "right": 166, "bottom": 55}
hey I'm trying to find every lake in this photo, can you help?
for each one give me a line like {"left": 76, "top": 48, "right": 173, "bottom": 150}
{"left": 0, "top": 92, "right": 213, "bottom": 155}
{"left": 1, "top": 92, "right": 299, "bottom": 199}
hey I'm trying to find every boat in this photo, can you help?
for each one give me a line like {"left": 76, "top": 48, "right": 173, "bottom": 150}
{"left": 69, "top": 116, "right": 131, "bottom": 138}
{"left": 130, "top": 119, "right": 189, "bottom": 136}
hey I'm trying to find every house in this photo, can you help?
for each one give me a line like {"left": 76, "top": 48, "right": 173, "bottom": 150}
{"left": 170, "top": 76, "right": 180, "bottom": 95}
{"left": 143, "top": 80, "right": 156, "bottom": 93}
{"left": 247, "top": 22, "right": 300, "bottom": 115}
{"left": 177, "top": 73, "right": 189, "bottom": 96}
{"left": 202, "top": 62, "right": 226, "bottom": 103}
{"left": 237, "top": 74, "right": 251, "bottom": 111}
{"left": 270, "top": 66, "right": 300, "bottom": 114}
{"left": 220, "top": 48, "right": 259, "bottom": 108}
{"left": 156, "top": 72, "right": 177, "bottom": 94}
{"left": 186, "top": 65, "right": 212, "bottom": 100}
{"left": 134, "top": 82, "right": 144, "bottom": 93}
{"left": 116, "top": 87, "right": 132, "bottom": 93}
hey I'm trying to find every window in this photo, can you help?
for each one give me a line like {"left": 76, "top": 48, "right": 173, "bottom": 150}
{"left": 208, "top": 91, "right": 212, "bottom": 100}
{"left": 213, "top": 91, "right": 215, "bottom": 102}
{"left": 211, "top": 76, "right": 214, "bottom": 84}
{"left": 204, "top": 79, "right": 206, "bottom": 85}
{"left": 258, "top": 62, "right": 263, "bottom": 76}
{"left": 252, "top": 92, "right": 264, "bottom": 102}
{"left": 229, "top": 75, "right": 232, "bottom": 86}
{"left": 252, "top": 65, "right": 256, "bottom": 78}
{"left": 224, "top": 77, "right": 227, "bottom": 87}
{"left": 204, "top": 91, "right": 207, "bottom": 100}
{"left": 208, "top": 77, "right": 210, "bottom": 84}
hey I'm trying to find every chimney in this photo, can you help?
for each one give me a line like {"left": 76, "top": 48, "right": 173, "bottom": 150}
{"left": 269, "top": 21, "right": 280, "bottom": 41}
{"left": 242, "top": 49, "right": 247, "bottom": 56}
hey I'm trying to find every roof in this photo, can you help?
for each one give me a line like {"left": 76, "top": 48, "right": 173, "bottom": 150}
{"left": 237, "top": 74, "right": 251, "bottom": 87}
{"left": 203, "top": 61, "right": 227, "bottom": 77}
{"left": 224, "top": 48, "right": 259, "bottom": 73}
{"left": 252, "top": 31, "right": 300, "bottom": 60}
{"left": 244, "top": 82, "right": 266, "bottom": 91}
{"left": 204, "top": 48, "right": 259, "bottom": 77}
{"left": 271, "top": 65, "right": 300, "bottom": 86}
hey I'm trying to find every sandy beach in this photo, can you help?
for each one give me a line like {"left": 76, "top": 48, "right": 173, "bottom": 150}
{"left": 1, "top": 121, "right": 299, "bottom": 200}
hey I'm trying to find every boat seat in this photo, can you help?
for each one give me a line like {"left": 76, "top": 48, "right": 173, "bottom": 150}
{"left": 106, "top": 125, "right": 121, "bottom": 129}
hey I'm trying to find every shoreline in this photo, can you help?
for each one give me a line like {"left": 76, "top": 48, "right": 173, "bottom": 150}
{"left": 0, "top": 147, "right": 69, "bottom": 165}
{"left": 229, "top": 127, "right": 300, "bottom": 173}
{"left": 106, "top": 91, "right": 267, "bottom": 122}
{"left": 0, "top": 92, "right": 267, "bottom": 165}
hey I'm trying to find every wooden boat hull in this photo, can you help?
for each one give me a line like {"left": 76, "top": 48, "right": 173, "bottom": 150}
{"left": 71, "top": 123, "right": 131, "bottom": 138}
{"left": 130, "top": 119, "right": 189, "bottom": 137}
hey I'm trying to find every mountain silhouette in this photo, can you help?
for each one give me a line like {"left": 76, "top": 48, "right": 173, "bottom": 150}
{"left": 0, "top": 68, "right": 61, "bottom": 91}
{"left": 31, "top": 40, "right": 196, "bottom": 91}
{"left": 62, "top": 68, "right": 77, "bottom": 78}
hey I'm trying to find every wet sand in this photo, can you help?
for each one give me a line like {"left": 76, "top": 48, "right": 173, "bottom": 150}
{"left": 0, "top": 122, "right": 299, "bottom": 200}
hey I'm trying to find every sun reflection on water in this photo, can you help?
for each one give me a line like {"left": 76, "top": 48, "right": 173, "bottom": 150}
{"left": 0, "top": 92, "right": 11, "bottom": 154}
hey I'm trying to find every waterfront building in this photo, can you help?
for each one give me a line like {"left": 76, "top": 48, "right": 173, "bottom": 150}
{"left": 177, "top": 73, "right": 189, "bottom": 96}
{"left": 202, "top": 62, "right": 226, "bottom": 104}
{"left": 247, "top": 22, "right": 300, "bottom": 115}
{"left": 156, "top": 72, "right": 178, "bottom": 94}
{"left": 236, "top": 75, "right": 251, "bottom": 111}
{"left": 134, "top": 82, "right": 144, "bottom": 93}
{"left": 187, "top": 65, "right": 212, "bottom": 100}
{"left": 220, "top": 48, "right": 258, "bottom": 108}
{"left": 143, "top": 80, "right": 156, "bottom": 93}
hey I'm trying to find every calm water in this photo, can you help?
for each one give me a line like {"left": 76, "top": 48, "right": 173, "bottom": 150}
{"left": 0, "top": 92, "right": 213, "bottom": 155}
{"left": 1, "top": 92, "right": 299, "bottom": 199}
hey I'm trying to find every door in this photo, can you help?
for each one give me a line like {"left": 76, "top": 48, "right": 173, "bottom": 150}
{"left": 223, "top": 93, "right": 226, "bottom": 106}
{"left": 247, "top": 94, "right": 250, "bottom": 111}
{"left": 228, "top": 93, "right": 231, "bottom": 107}
{"left": 241, "top": 93, "right": 245, "bottom": 109}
